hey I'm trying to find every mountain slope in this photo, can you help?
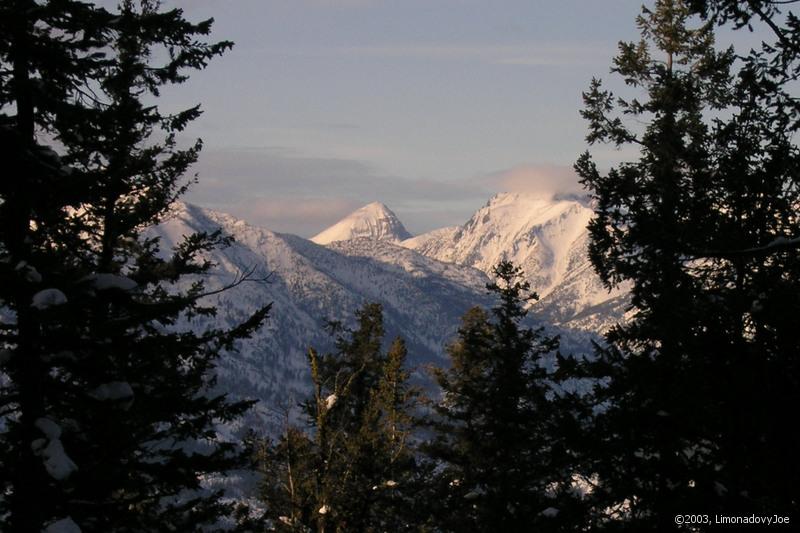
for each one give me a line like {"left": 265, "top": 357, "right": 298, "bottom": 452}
{"left": 401, "top": 192, "right": 628, "bottom": 331}
{"left": 150, "top": 203, "right": 492, "bottom": 424}
{"left": 145, "top": 198, "right": 622, "bottom": 430}
{"left": 311, "top": 202, "right": 412, "bottom": 245}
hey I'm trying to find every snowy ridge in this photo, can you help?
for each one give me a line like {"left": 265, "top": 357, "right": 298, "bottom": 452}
{"left": 401, "top": 226, "right": 459, "bottom": 251}
{"left": 401, "top": 192, "right": 629, "bottom": 331}
{"left": 402, "top": 192, "right": 593, "bottom": 295}
{"left": 150, "top": 203, "right": 495, "bottom": 427}
{"left": 311, "top": 202, "right": 412, "bottom": 244}
{"left": 145, "top": 197, "right": 619, "bottom": 430}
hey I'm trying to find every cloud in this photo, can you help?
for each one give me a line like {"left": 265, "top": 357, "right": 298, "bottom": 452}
{"left": 184, "top": 148, "right": 595, "bottom": 237}
{"left": 479, "top": 164, "right": 585, "bottom": 197}
{"left": 184, "top": 149, "right": 595, "bottom": 236}
{"left": 185, "top": 147, "right": 489, "bottom": 236}
{"left": 236, "top": 197, "right": 363, "bottom": 236}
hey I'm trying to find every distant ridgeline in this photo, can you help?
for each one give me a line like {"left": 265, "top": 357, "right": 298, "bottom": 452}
{"left": 152, "top": 195, "right": 614, "bottom": 426}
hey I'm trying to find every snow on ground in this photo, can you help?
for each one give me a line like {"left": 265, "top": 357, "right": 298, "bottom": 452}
{"left": 31, "top": 289, "right": 67, "bottom": 309}
{"left": 89, "top": 382, "right": 135, "bottom": 402}
{"left": 83, "top": 273, "right": 137, "bottom": 291}
{"left": 43, "top": 517, "right": 81, "bottom": 533}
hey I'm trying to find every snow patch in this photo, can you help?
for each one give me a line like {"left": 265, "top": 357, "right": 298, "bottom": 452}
{"left": 31, "top": 289, "right": 67, "bottom": 309}
{"left": 16, "top": 261, "right": 42, "bottom": 283}
{"left": 324, "top": 394, "right": 337, "bottom": 410}
{"left": 35, "top": 418, "right": 62, "bottom": 440}
{"left": 32, "top": 417, "right": 77, "bottom": 480}
{"left": 37, "top": 438, "right": 77, "bottom": 480}
{"left": 83, "top": 273, "right": 138, "bottom": 291}
{"left": 88, "top": 381, "right": 134, "bottom": 402}
{"left": 464, "top": 486, "right": 486, "bottom": 500}
{"left": 43, "top": 517, "right": 81, "bottom": 533}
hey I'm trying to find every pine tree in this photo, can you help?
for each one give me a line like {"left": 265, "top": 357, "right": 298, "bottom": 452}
{"left": 1, "top": 1, "right": 115, "bottom": 529}
{"left": 685, "top": 0, "right": 800, "bottom": 515}
{"left": 257, "top": 422, "right": 318, "bottom": 532}
{"left": 0, "top": 1, "right": 270, "bottom": 530}
{"left": 423, "top": 261, "right": 583, "bottom": 532}
{"left": 259, "top": 304, "right": 420, "bottom": 533}
{"left": 576, "top": 0, "right": 800, "bottom": 528}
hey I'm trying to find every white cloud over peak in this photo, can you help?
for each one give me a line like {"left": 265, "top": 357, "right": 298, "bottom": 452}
{"left": 481, "top": 164, "right": 585, "bottom": 197}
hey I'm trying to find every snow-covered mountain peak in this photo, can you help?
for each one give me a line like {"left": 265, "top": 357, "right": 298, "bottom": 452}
{"left": 141, "top": 199, "right": 618, "bottom": 436}
{"left": 147, "top": 201, "right": 508, "bottom": 426}
{"left": 479, "top": 191, "right": 589, "bottom": 226}
{"left": 402, "top": 191, "right": 627, "bottom": 331}
{"left": 406, "top": 192, "right": 594, "bottom": 278}
{"left": 311, "top": 202, "right": 412, "bottom": 245}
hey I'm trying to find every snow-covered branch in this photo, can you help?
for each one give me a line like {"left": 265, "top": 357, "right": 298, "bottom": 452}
{"left": 689, "top": 236, "right": 800, "bottom": 258}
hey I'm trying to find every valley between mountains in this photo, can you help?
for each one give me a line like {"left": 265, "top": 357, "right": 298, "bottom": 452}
{"left": 153, "top": 192, "right": 629, "bottom": 421}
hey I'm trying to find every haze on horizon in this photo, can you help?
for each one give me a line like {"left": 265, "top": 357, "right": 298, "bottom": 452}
{"left": 165, "top": 0, "right": 763, "bottom": 237}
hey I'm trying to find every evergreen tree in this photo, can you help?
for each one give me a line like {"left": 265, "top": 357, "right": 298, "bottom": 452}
{"left": 685, "top": 0, "right": 800, "bottom": 515}
{"left": 257, "top": 422, "right": 318, "bottom": 531}
{"left": 576, "top": 0, "right": 800, "bottom": 528}
{"left": 423, "top": 261, "right": 583, "bottom": 532}
{"left": 689, "top": 0, "right": 800, "bottom": 90}
{"left": 0, "top": 2, "right": 114, "bottom": 529}
{"left": 259, "top": 304, "right": 420, "bottom": 533}
{"left": 0, "top": 1, "right": 270, "bottom": 530}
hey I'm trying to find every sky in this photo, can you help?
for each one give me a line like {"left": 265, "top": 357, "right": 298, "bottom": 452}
{"left": 157, "top": 0, "right": 759, "bottom": 236}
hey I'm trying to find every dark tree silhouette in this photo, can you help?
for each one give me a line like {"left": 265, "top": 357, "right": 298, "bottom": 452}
{"left": 0, "top": 1, "right": 270, "bottom": 530}
{"left": 259, "top": 303, "right": 421, "bottom": 533}
{"left": 576, "top": 0, "right": 800, "bottom": 528}
{"left": 423, "top": 262, "right": 584, "bottom": 532}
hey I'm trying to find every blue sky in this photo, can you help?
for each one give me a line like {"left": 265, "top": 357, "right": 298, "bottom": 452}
{"left": 161, "top": 1, "right": 755, "bottom": 236}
